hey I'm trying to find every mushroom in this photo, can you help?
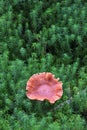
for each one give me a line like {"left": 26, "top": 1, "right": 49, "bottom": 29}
{"left": 26, "top": 72, "right": 63, "bottom": 104}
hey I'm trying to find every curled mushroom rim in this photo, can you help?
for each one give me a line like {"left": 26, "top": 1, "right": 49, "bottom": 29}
{"left": 26, "top": 72, "right": 63, "bottom": 103}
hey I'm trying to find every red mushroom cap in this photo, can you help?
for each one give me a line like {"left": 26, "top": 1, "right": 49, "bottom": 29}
{"left": 26, "top": 72, "right": 63, "bottom": 104}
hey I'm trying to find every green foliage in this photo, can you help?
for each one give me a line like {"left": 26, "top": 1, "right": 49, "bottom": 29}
{"left": 0, "top": 0, "right": 87, "bottom": 129}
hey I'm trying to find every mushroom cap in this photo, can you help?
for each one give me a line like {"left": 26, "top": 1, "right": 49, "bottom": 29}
{"left": 26, "top": 72, "right": 63, "bottom": 104}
